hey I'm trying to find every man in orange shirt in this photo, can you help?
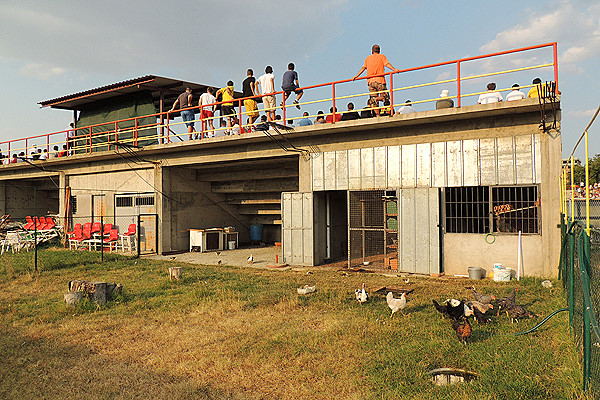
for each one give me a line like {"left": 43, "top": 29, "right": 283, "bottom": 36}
{"left": 353, "top": 44, "right": 397, "bottom": 116}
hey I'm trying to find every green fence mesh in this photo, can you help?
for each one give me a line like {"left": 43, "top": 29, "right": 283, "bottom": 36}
{"left": 560, "top": 221, "right": 600, "bottom": 396}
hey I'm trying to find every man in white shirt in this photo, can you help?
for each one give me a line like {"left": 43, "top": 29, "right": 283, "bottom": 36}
{"left": 506, "top": 84, "right": 527, "bottom": 101}
{"left": 477, "top": 82, "right": 503, "bottom": 104}
{"left": 398, "top": 99, "right": 416, "bottom": 114}
{"left": 256, "top": 66, "right": 276, "bottom": 122}
{"left": 198, "top": 87, "right": 216, "bottom": 137}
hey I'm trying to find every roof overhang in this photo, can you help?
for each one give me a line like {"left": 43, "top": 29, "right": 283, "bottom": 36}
{"left": 38, "top": 75, "right": 241, "bottom": 112}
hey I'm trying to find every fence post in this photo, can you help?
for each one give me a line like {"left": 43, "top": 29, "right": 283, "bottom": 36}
{"left": 569, "top": 223, "right": 575, "bottom": 327}
{"left": 100, "top": 215, "right": 104, "bottom": 262}
{"left": 137, "top": 214, "right": 141, "bottom": 259}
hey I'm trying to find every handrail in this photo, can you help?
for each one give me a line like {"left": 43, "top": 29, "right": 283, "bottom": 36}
{"left": 0, "top": 42, "right": 558, "bottom": 160}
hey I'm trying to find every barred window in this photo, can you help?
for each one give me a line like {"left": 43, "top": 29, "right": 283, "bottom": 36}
{"left": 445, "top": 186, "right": 539, "bottom": 234}
{"left": 135, "top": 196, "right": 154, "bottom": 206}
{"left": 492, "top": 186, "right": 539, "bottom": 234}
{"left": 116, "top": 196, "right": 133, "bottom": 207}
{"left": 70, "top": 195, "right": 77, "bottom": 214}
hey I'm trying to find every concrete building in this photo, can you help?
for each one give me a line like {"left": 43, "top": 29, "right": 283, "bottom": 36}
{"left": 0, "top": 47, "right": 562, "bottom": 277}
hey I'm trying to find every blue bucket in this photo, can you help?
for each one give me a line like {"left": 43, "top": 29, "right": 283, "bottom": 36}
{"left": 250, "top": 224, "right": 263, "bottom": 242}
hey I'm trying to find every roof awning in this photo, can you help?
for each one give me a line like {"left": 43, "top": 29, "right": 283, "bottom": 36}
{"left": 38, "top": 75, "right": 242, "bottom": 112}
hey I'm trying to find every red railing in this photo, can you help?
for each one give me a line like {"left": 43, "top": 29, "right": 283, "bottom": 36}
{"left": 0, "top": 42, "right": 558, "bottom": 160}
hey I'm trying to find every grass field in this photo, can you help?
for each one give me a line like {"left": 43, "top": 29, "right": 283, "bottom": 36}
{"left": 0, "top": 247, "right": 588, "bottom": 399}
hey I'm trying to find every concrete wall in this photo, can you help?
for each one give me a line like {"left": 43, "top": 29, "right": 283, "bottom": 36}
{"left": 0, "top": 180, "right": 58, "bottom": 220}
{"left": 444, "top": 233, "right": 543, "bottom": 277}
{"left": 158, "top": 166, "right": 250, "bottom": 253}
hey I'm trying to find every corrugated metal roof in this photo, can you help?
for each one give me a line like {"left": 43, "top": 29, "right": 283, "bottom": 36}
{"left": 38, "top": 75, "right": 240, "bottom": 111}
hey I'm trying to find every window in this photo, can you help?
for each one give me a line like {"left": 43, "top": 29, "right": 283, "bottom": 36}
{"left": 445, "top": 186, "right": 539, "bottom": 234}
{"left": 492, "top": 186, "right": 539, "bottom": 234}
{"left": 135, "top": 196, "right": 154, "bottom": 206}
{"left": 116, "top": 196, "right": 133, "bottom": 207}
{"left": 70, "top": 196, "right": 77, "bottom": 214}
{"left": 444, "top": 186, "right": 490, "bottom": 233}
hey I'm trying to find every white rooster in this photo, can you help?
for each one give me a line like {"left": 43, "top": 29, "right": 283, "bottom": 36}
{"left": 355, "top": 283, "right": 369, "bottom": 304}
{"left": 387, "top": 292, "right": 407, "bottom": 318}
{"left": 247, "top": 254, "right": 253, "bottom": 264}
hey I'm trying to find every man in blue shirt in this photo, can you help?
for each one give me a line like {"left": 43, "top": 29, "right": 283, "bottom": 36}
{"left": 281, "top": 63, "right": 303, "bottom": 109}
{"left": 298, "top": 112, "right": 312, "bottom": 126}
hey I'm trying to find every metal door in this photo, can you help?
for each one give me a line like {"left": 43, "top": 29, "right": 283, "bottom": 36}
{"left": 281, "top": 192, "right": 314, "bottom": 266}
{"left": 398, "top": 188, "right": 441, "bottom": 274}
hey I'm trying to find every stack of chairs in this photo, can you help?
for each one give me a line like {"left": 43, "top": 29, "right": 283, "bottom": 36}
{"left": 65, "top": 222, "right": 135, "bottom": 253}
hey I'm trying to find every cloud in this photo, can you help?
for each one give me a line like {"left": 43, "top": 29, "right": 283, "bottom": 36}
{"left": 566, "top": 109, "right": 598, "bottom": 119}
{"left": 0, "top": 0, "right": 347, "bottom": 82}
{"left": 19, "top": 63, "right": 66, "bottom": 80}
{"left": 480, "top": 1, "right": 600, "bottom": 70}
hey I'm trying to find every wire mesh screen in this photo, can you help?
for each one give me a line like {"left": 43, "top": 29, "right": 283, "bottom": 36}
{"left": 348, "top": 190, "right": 397, "bottom": 269}
{"left": 589, "top": 227, "right": 600, "bottom": 397}
{"left": 560, "top": 223, "right": 600, "bottom": 396}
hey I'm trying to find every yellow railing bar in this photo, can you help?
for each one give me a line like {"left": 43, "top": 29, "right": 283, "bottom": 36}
{"left": 460, "top": 63, "right": 554, "bottom": 82}
{"left": 570, "top": 156, "right": 575, "bottom": 223}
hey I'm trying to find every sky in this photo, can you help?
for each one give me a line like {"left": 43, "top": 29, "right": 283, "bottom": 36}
{"left": 0, "top": 0, "right": 599, "bottom": 160}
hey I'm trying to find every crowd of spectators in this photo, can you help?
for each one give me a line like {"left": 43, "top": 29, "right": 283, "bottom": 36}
{"left": 570, "top": 182, "right": 600, "bottom": 199}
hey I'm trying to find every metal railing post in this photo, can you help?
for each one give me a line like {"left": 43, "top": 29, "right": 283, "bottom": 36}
{"left": 134, "top": 117, "right": 138, "bottom": 147}
{"left": 456, "top": 61, "right": 462, "bottom": 108}
{"left": 100, "top": 215, "right": 104, "bottom": 262}
{"left": 569, "top": 224, "right": 575, "bottom": 327}
{"left": 331, "top": 83, "right": 336, "bottom": 123}
{"left": 553, "top": 42, "right": 559, "bottom": 93}
{"left": 166, "top": 112, "right": 170, "bottom": 143}
{"left": 137, "top": 214, "right": 141, "bottom": 259}
{"left": 389, "top": 72, "right": 394, "bottom": 113}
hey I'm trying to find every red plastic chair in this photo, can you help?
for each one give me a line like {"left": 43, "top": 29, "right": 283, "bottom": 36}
{"left": 66, "top": 223, "right": 82, "bottom": 235}
{"left": 91, "top": 222, "right": 102, "bottom": 234}
{"left": 119, "top": 224, "right": 137, "bottom": 251}
{"left": 35, "top": 217, "right": 46, "bottom": 230}
{"left": 41, "top": 217, "right": 55, "bottom": 230}
{"left": 82, "top": 222, "right": 92, "bottom": 233}
{"left": 103, "top": 229, "right": 119, "bottom": 252}
{"left": 102, "top": 223, "right": 113, "bottom": 236}
{"left": 23, "top": 216, "right": 34, "bottom": 230}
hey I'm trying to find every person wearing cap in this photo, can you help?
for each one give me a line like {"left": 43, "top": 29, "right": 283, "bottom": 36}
{"left": 353, "top": 44, "right": 397, "bottom": 116}
{"left": 506, "top": 84, "right": 526, "bottom": 101}
{"left": 436, "top": 89, "right": 454, "bottom": 109}
{"left": 528, "top": 77, "right": 542, "bottom": 98}
{"left": 398, "top": 99, "right": 416, "bottom": 114}
{"left": 477, "top": 82, "right": 503, "bottom": 104}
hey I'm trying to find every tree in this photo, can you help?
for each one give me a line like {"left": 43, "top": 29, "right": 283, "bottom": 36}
{"left": 565, "top": 153, "right": 599, "bottom": 186}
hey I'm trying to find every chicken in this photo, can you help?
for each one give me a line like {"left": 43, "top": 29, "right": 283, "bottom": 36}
{"left": 463, "top": 303, "right": 474, "bottom": 318}
{"left": 432, "top": 299, "right": 465, "bottom": 321}
{"left": 355, "top": 283, "right": 368, "bottom": 304}
{"left": 472, "top": 289, "right": 496, "bottom": 305}
{"left": 505, "top": 304, "right": 534, "bottom": 323}
{"left": 497, "top": 288, "right": 518, "bottom": 316}
{"left": 387, "top": 292, "right": 406, "bottom": 318}
{"left": 247, "top": 254, "right": 253, "bottom": 264}
{"left": 466, "top": 300, "right": 493, "bottom": 324}
{"left": 451, "top": 317, "right": 472, "bottom": 343}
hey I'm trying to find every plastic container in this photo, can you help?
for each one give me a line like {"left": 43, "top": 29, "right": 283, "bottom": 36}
{"left": 386, "top": 217, "right": 398, "bottom": 230}
{"left": 493, "top": 265, "right": 511, "bottom": 282}
{"left": 386, "top": 201, "right": 398, "bottom": 214}
{"left": 468, "top": 266, "right": 484, "bottom": 280}
{"left": 228, "top": 241, "right": 236, "bottom": 250}
{"left": 250, "top": 224, "right": 263, "bottom": 242}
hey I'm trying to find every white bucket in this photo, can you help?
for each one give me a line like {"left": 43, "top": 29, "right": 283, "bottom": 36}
{"left": 493, "top": 266, "right": 511, "bottom": 282}
{"left": 228, "top": 241, "right": 236, "bottom": 250}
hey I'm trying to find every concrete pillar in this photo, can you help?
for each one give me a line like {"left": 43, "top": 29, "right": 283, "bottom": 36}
{"left": 58, "top": 172, "right": 69, "bottom": 228}
{"left": 298, "top": 156, "right": 311, "bottom": 192}
{"left": 0, "top": 181, "right": 6, "bottom": 216}
{"left": 154, "top": 164, "right": 172, "bottom": 254}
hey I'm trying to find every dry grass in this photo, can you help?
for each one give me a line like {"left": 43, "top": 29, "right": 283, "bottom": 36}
{"left": 0, "top": 248, "right": 590, "bottom": 399}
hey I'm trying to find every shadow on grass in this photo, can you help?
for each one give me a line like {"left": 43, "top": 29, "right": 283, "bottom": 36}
{"left": 0, "top": 326, "right": 245, "bottom": 400}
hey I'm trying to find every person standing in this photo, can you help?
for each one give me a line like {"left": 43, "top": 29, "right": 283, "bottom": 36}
{"left": 198, "top": 87, "right": 216, "bottom": 137}
{"left": 281, "top": 63, "right": 303, "bottom": 109}
{"left": 242, "top": 69, "right": 259, "bottom": 129}
{"left": 353, "top": 44, "right": 397, "bottom": 116}
{"left": 66, "top": 122, "right": 75, "bottom": 155}
{"left": 169, "top": 87, "right": 196, "bottom": 140}
{"left": 256, "top": 66, "right": 276, "bottom": 122}
{"left": 216, "top": 81, "right": 236, "bottom": 134}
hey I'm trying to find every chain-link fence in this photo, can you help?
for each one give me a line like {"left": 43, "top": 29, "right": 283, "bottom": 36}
{"left": 560, "top": 219, "right": 600, "bottom": 395}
